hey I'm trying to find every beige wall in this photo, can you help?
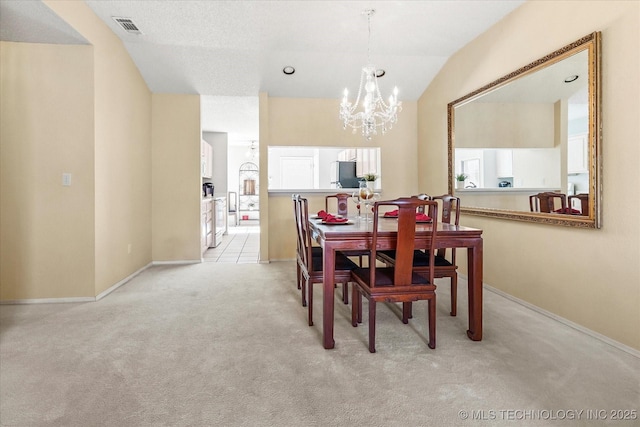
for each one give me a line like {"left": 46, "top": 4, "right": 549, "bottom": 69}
{"left": 0, "top": 42, "right": 95, "bottom": 299}
{"left": 418, "top": 1, "right": 640, "bottom": 350}
{"left": 46, "top": 0, "right": 153, "bottom": 296}
{"left": 0, "top": 0, "right": 153, "bottom": 300}
{"left": 151, "top": 94, "right": 202, "bottom": 262}
{"left": 264, "top": 97, "right": 418, "bottom": 261}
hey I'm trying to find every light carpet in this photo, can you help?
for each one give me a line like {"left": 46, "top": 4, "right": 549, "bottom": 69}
{"left": 1, "top": 262, "right": 638, "bottom": 426}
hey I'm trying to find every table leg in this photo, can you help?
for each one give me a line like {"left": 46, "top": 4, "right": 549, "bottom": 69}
{"left": 466, "top": 240, "right": 483, "bottom": 341}
{"left": 323, "top": 243, "right": 336, "bottom": 349}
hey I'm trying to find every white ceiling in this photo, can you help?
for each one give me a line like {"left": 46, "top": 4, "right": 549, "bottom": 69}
{"left": 1, "top": 0, "right": 525, "bottom": 145}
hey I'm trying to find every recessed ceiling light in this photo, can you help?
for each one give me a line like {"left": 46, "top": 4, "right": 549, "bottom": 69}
{"left": 375, "top": 69, "right": 385, "bottom": 78}
{"left": 283, "top": 66, "right": 295, "bottom": 75}
{"left": 564, "top": 75, "right": 579, "bottom": 83}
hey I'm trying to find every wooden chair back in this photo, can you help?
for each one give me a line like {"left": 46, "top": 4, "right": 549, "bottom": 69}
{"left": 412, "top": 193, "right": 431, "bottom": 213}
{"left": 370, "top": 198, "right": 439, "bottom": 287}
{"left": 569, "top": 193, "right": 589, "bottom": 216}
{"left": 529, "top": 192, "right": 567, "bottom": 213}
{"left": 432, "top": 194, "right": 460, "bottom": 260}
{"left": 292, "top": 194, "right": 305, "bottom": 268}
{"left": 294, "top": 195, "right": 315, "bottom": 273}
{"left": 325, "top": 193, "right": 351, "bottom": 216}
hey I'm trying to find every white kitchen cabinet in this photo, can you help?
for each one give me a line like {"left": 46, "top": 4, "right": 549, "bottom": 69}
{"left": 201, "top": 199, "right": 213, "bottom": 254}
{"left": 212, "top": 197, "right": 227, "bottom": 247}
{"left": 496, "top": 149, "right": 513, "bottom": 177}
{"left": 201, "top": 140, "right": 213, "bottom": 178}
{"left": 568, "top": 133, "right": 588, "bottom": 174}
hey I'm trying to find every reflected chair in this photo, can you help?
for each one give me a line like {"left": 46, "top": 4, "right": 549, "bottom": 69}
{"left": 569, "top": 193, "right": 589, "bottom": 216}
{"left": 350, "top": 198, "right": 439, "bottom": 353}
{"left": 293, "top": 195, "right": 357, "bottom": 326}
{"left": 377, "top": 194, "right": 461, "bottom": 316}
{"left": 529, "top": 192, "right": 567, "bottom": 213}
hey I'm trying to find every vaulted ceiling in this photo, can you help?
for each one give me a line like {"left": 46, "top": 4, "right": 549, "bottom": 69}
{"left": 1, "top": 0, "right": 524, "bottom": 144}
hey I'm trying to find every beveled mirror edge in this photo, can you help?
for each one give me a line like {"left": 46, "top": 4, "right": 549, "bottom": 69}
{"left": 447, "top": 31, "right": 602, "bottom": 229}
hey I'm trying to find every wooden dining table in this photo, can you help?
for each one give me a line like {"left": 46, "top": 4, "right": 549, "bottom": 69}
{"left": 309, "top": 215, "right": 484, "bottom": 349}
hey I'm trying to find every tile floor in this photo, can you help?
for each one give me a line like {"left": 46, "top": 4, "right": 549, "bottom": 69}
{"left": 202, "top": 220, "right": 260, "bottom": 263}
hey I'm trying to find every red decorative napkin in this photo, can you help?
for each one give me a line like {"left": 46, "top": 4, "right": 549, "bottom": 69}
{"left": 383, "top": 210, "right": 431, "bottom": 221}
{"left": 415, "top": 213, "right": 432, "bottom": 222}
{"left": 317, "top": 210, "right": 347, "bottom": 223}
{"left": 323, "top": 215, "right": 348, "bottom": 223}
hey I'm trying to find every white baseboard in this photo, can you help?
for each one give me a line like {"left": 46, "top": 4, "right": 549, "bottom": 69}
{"left": 153, "top": 260, "right": 201, "bottom": 265}
{"left": 1, "top": 262, "right": 153, "bottom": 305}
{"left": 0, "top": 296, "right": 96, "bottom": 305}
{"left": 475, "top": 278, "right": 640, "bottom": 359}
{"left": 95, "top": 262, "right": 153, "bottom": 301}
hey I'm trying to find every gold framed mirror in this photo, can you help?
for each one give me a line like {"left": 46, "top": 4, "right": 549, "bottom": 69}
{"left": 448, "top": 32, "right": 601, "bottom": 228}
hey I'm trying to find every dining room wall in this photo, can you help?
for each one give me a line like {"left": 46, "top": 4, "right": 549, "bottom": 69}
{"left": 264, "top": 97, "right": 419, "bottom": 261}
{"left": 0, "top": 41, "right": 96, "bottom": 300}
{"left": 418, "top": 0, "right": 640, "bottom": 351}
{"left": 1, "top": 0, "right": 154, "bottom": 300}
{"left": 46, "top": 0, "right": 154, "bottom": 297}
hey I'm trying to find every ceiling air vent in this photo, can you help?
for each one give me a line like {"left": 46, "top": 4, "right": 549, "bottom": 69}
{"left": 112, "top": 17, "right": 143, "bottom": 35}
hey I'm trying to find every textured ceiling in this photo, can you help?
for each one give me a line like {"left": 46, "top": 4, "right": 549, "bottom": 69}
{"left": 1, "top": 0, "right": 525, "bottom": 144}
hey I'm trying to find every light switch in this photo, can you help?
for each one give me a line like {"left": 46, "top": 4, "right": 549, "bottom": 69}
{"left": 62, "top": 173, "right": 72, "bottom": 186}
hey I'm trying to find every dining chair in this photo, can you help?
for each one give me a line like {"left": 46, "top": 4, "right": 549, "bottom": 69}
{"left": 293, "top": 195, "right": 357, "bottom": 326}
{"left": 413, "top": 193, "right": 431, "bottom": 213}
{"left": 529, "top": 191, "right": 567, "bottom": 213}
{"left": 325, "top": 193, "right": 351, "bottom": 217}
{"left": 568, "top": 193, "right": 589, "bottom": 216}
{"left": 377, "top": 194, "right": 461, "bottom": 316}
{"left": 350, "top": 197, "right": 439, "bottom": 353}
{"left": 325, "top": 192, "right": 369, "bottom": 303}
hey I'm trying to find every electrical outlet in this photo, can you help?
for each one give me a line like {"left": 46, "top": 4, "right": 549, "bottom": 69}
{"left": 127, "top": 243, "right": 132, "bottom": 254}
{"left": 62, "top": 173, "right": 72, "bottom": 186}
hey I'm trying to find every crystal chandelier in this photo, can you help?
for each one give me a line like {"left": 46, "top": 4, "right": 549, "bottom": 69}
{"left": 339, "top": 9, "right": 401, "bottom": 141}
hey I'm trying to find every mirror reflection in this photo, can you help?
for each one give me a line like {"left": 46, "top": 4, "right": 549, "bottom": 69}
{"left": 448, "top": 32, "right": 601, "bottom": 228}
{"left": 267, "top": 146, "right": 381, "bottom": 191}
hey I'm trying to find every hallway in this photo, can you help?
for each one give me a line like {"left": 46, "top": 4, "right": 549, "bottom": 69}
{"left": 202, "top": 220, "right": 260, "bottom": 263}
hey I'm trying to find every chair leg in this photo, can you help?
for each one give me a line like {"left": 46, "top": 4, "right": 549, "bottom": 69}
{"left": 450, "top": 274, "right": 458, "bottom": 317}
{"left": 308, "top": 282, "right": 313, "bottom": 327}
{"left": 428, "top": 296, "right": 436, "bottom": 349}
{"left": 404, "top": 301, "right": 413, "bottom": 319}
{"left": 342, "top": 282, "right": 349, "bottom": 304}
{"left": 368, "top": 300, "right": 376, "bottom": 353}
{"left": 357, "top": 291, "right": 363, "bottom": 324}
{"left": 296, "top": 264, "right": 301, "bottom": 290}
{"left": 351, "top": 286, "right": 359, "bottom": 327}
{"left": 301, "top": 277, "right": 307, "bottom": 307}
{"left": 402, "top": 302, "right": 411, "bottom": 324}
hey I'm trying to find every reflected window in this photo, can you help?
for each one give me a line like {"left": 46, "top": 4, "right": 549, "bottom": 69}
{"left": 461, "top": 158, "right": 481, "bottom": 188}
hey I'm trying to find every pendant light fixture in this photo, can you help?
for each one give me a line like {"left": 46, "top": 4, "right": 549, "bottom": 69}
{"left": 339, "top": 9, "right": 401, "bottom": 141}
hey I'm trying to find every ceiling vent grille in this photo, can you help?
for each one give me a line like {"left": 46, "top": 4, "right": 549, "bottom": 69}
{"left": 112, "top": 17, "right": 143, "bottom": 35}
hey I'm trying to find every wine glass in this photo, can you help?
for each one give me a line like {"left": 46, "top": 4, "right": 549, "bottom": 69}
{"left": 350, "top": 192, "right": 362, "bottom": 219}
{"left": 358, "top": 182, "right": 375, "bottom": 222}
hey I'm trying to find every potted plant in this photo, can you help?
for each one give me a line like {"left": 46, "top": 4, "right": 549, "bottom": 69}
{"left": 455, "top": 173, "right": 467, "bottom": 189}
{"left": 362, "top": 173, "right": 378, "bottom": 191}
